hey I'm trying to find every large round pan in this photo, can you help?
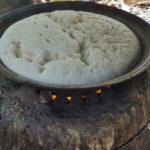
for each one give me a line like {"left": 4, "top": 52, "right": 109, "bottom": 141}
{"left": 0, "top": 2, "right": 150, "bottom": 93}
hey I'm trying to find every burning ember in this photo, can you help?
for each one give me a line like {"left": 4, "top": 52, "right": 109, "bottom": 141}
{"left": 66, "top": 96, "right": 71, "bottom": 101}
{"left": 39, "top": 85, "right": 111, "bottom": 104}
{"left": 96, "top": 89, "right": 102, "bottom": 94}
{"left": 52, "top": 94, "right": 57, "bottom": 100}
{"left": 106, "top": 85, "right": 111, "bottom": 88}
{"left": 82, "top": 95, "right": 87, "bottom": 99}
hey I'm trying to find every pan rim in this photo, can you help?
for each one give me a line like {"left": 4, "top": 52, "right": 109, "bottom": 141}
{"left": 0, "top": 1, "right": 150, "bottom": 91}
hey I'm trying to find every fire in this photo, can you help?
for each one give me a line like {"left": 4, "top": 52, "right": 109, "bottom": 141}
{"left": 52, "top": 94, "right": 57, "bottom": 101}
{"left": 40, "top": 90, "right": 43, "bottom": 94}
{"left": 96, "top": 89, "right": 102, "bottom": 94}
{"left": 66, "top": 96, "right": 71, "bottom": 101}
{"left": 106, "top": 85, "right": 111, "bottom": 88}
{"left": 82, "top": 95, "right": 87, "bottom": 99}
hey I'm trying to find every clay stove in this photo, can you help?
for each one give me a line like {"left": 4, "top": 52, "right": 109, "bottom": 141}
{"left": 0, "top": 1, "right": 150, "bottom": 150}
{"left": 0, "top": 69, "right": 150, "bottom": 150}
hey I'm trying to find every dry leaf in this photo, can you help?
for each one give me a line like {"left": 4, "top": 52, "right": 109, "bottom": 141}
{"left": 96, "top": 0, "right": 121, "bottom": 8}
{"left": 124, "top": 0, "right": 150, "bottom": 5}
{"left": 51, "top": 0, "right": 81, "bottom": 1}
{"left": 124, "top": 0, "right": 139, "bottom": 5}
{"left": 132, "top": 1, "right": 150, "bottom": 6}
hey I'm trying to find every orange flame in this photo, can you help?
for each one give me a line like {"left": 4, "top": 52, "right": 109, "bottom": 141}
{"left": 66, "top": 96, "right": 71, "bottom": 101}
{"left": 82, "top": 95, "right": 87, "bottom": 99}
{"left": 52, "top": 94, "right": 57, "bottom": 101}
{"left": 40, "top": 90, "right": 43, "bottom": 94}
{"left": 96, "top": 89, "right": 102, "bottom": 94}
{"left": 106, "top": 85, "right": 111, "bottom": 88}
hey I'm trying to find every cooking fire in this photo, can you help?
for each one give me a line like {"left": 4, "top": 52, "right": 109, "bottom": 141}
{"left": 38, "top": 87, "right": 112, "bottom": 104}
